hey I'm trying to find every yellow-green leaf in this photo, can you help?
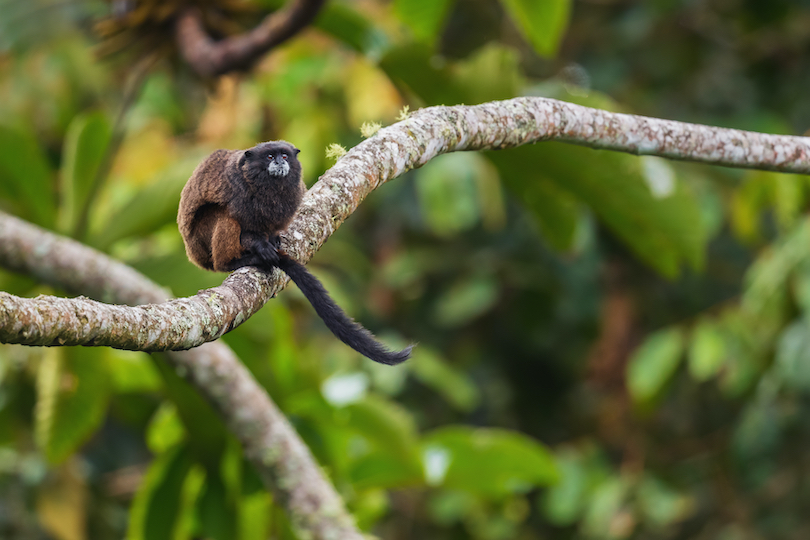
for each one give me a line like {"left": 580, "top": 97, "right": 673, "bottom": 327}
{"left": 627, "top": 328, "right": 684, "bottom": 404}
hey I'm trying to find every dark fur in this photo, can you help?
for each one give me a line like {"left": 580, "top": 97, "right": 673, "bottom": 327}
{"left": 178, "top": 141, "right": 412, "bottom": 366}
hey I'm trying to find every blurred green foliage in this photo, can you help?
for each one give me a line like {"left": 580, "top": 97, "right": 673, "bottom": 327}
{"left": 1, "top": 0, "right": 810, "bottom": 539}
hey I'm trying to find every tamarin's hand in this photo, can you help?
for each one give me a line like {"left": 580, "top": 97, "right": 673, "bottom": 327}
{"left": 177, "top": 141, "right": 412, "bottom": 365}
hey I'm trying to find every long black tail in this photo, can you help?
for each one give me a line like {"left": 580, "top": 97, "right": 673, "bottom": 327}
{"left": 275, "top": 255, "right": 413, "bottom": 365}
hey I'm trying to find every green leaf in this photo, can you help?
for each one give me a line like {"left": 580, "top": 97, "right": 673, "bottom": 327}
{"left": 743, "top": 218, "right": 810, "bottom": 315}
{"left": 347, "top": 395, "right": 420, "bottom": 460}
{"left": 488, "top": 141, "right": 706, "bottom": 278}
{"left": 775, "top": 319, "right": 810, "bottom": 391}
{"left": 627, "top": 328, "right": 684, "bottom": 404}
{"left": 58, "top": 111, "right": 112, "bottom": 234}
{"left": 127, "top": 443, "right": 197, "bottom": 540}
{"left": 732, "top": 400, "right": 780, "bottom": 461}
{"left": 415, "top": 153, "right": 486, "bottom": 237}
{"left": 146, "top": 402, "right": 187, "bottom": 455}
{"left": 636, "top": 476, "right": 694, "bottom": 527}
{"left": 428, "top": 490, "right": 477, "bottom": 525}
{"left": 352, "top": 489, "right": 390, "bottom": 531}
{"left": 541, "top": 450, "right": 589, "bottom": 525}
{"left": 541, "top": 445, "right": 611, "bottom": 526}
{"left": 394, "top": 0, "right": 454, "bottom": 44}
{"left": 731, "top": 170, "right": 808, "bottom": 241}
{"left": 688, "top": 320, "right": 727, "bottom": 382}
{"left": 422, "top": 426, "right": 558, "bottom": 497}
{"left": 238, "top": 493, "right": 272, "bottom": 540}
{"left": 501, "top": 170, "right": 581, "bottom": 251}
{"left": 350, "top": 453, "right": 424, "bottom": 489}
{"left": 198, "top": 471, "right": 237, "bottom": 540}
{"left": 582, "top": 477, "right": 629, "bottom": 537}
{"left": 106, "top": 350, "right": 162, "bottom": 393}
{"left": 410, "top": 348, "right": 480, "bottom": 412}
{"left": 498, "top": 0, "right": 572, "bottom": 57}
{"left": 90, "top": 158, "right": 198, "bottom": 250}
{"left": 345, "top": 395, "right": 423, "bottom": 488}
{"left": 453, "top": 44, "right": 525, "bottom": 104}
{"left": 380, "top": 43, "right": 466, "bottom": 105}
{"left": 314, "top": 2, "right": 390, "bottom": 56}
{"left": 0, "top": 124, "right": 55, "bottom": 227}
{"left": 716, "top": 311, "right": 765, "bottom": 398}
{"left": 35, "top": 347, "right": 110, "bottom": 464}
{"left": 772, "top": 173, "right": 806, "bottom": 232}
{"left": 433, "top": 275, "right": 499, "bottom": 327}
{"left": 151, "top": 354, "right": 229, "bottom": 467}
{"left": 381, "top": 43, "right": 524, "bottom": 106}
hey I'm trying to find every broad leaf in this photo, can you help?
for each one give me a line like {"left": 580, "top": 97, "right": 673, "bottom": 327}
{"left": 394, "top": 0, "right": 454, "bottom": 45}
{"left": 488, "top": 142, "right": 706, "bottom": 278}
{"left": 381, "top": 43, "right": 523, "bottom": 106}
{"left": 416, "top": 153, "right": 503, "bottom": 237}
{"left": 346, "top": 395, "right": 423, "bottom": 488}
{"left": 498, "top": 0, "right": 571, "bottom": 57}
{"left": 410, "top": 348, "right": 480, "bottom": 412}
{"left": 743, "top": 217, "right": 810, "bottom": 314}
{"left": 453, "top": 44, "right": 525, "bottom": 105}
{"left": 347, "top": 395, "right": 420, "bottom": 461}
{"left": 688, "top": 319, "right": 726, "bottom": 382}
{"left": 58, "top": 110, "right": 112, "bottom": 234}
{"left": 127, "top": 443, "right": 198, "bottom": 540}
{"left": 501, "top": 170, "right": 581, "bottom": 251}
{"left": 315, "top": 2, "right": 390, "bottom": 56}
{"left": 422, "top": 426, "right": 558, "bottom": 497}
{"left": 627, "top": 327, "right": 684, "bottom": 404}
{"left": 380, "top": 43, "right": 466, "bottom": 105}
{"left": 90, "top": 158, "right": 197, "bottom": 250}
{"left": 197, "top": 471, "right": 237, "bottom": 540}
{"left": 35, "top": 347, "right": 110, "bottom": 464}
{"left": 775, "top": 319, "right": 810, "bottom": 391}
{"left": 0, "top": 124, "right": 55, "bottom": 227}
{"left": 432, "top": 274, "right": 500, "bottom": 327}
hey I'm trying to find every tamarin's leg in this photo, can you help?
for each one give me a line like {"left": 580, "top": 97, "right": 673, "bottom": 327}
{"left": 183, "top": 207, "right": 219, "bottom": 270}
{"left": 210, "top": 213, "right": 245, "bottom": 272}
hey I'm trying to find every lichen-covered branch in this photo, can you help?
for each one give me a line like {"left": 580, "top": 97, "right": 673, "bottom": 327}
{"left": 0, "top": 212, "right": 362, "bottom": 540}
{"left": 176, "top": 0, "right": 327, "bottom": 77}
{"left": 3, "top": 96, "right": 810, "bottom": 348}
{"left": 282, "top": 96, "right": 810, "bottom": 261}
{"left": 2, "top": 93, "right": 808, "bottom": 538}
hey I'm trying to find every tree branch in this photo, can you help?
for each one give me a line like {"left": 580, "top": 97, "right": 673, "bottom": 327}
{"left": 3, "top": 96, "right": 810, "bottom": 347}
{"left": 2, "top": 94, "right": 807, "bottom": 537}
{"left": 0, "top": 212, "right": 363, "bottom": 540}
{"left": 175, "top": 0, "right": 327, "bottom": 77}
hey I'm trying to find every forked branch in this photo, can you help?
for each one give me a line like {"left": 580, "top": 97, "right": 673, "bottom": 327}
{"left": 2, "top": 96, "right": 810, "bottom": 347}
{"left": 176, "top": 0, "right": 327, "bottom": 77}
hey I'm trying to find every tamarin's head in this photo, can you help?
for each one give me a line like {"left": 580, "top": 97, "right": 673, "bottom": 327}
{"left": 241, "top": 140, "right": 301, "bottom": 181}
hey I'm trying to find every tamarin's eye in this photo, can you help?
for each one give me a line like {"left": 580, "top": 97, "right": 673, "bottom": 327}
{"left": 282, "top": 154, "right": 288, "bottom": 160}
{"left": 267, "top": 154, "right": 273, "bottom": 160}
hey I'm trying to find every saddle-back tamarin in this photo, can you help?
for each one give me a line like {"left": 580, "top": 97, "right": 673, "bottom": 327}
{"left": 177, "top": 140, "right": 412, "bottom": 365}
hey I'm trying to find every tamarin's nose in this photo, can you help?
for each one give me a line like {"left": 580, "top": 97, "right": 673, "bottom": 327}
{"left": 275, "top": 155, "right": 285, "bottom": 165}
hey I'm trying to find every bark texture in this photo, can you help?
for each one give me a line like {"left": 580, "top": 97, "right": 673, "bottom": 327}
{"left": 0, "top": 213, "right": 362, "bottom": 540}
{"left": 3, "top": 97, "right": 810, "bottom": 349}
{"left": 2, "top": 94, "right": 809, "bottom": 538}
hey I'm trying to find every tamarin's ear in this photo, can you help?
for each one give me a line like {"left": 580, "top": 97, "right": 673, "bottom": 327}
{"left": 294, "top": 147, "right": 301, "bottom": 155}
{"left": 244, "top": 150, "right": 254, "bottom": 158}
